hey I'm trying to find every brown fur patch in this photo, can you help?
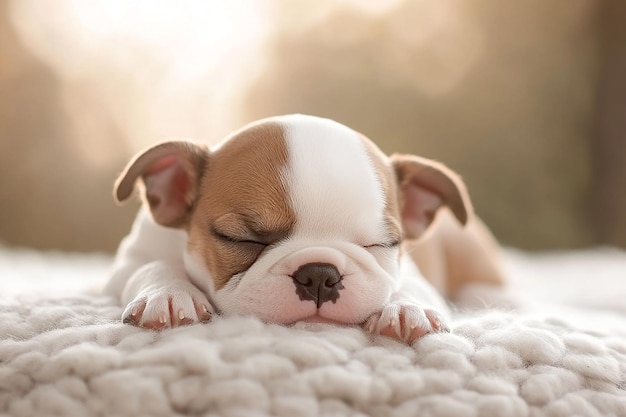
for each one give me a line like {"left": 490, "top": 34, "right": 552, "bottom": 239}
{"left": 187, "top": 121, "right": 296, "bottom": 290}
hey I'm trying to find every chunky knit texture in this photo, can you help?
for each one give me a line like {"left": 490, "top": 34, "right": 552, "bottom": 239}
{"left": 1, "top": 248, "right": 625, "bottom": 417}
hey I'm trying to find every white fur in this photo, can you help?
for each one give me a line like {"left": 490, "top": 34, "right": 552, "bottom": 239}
{"left": 282, "top": 115, "right": 387, "bottom": 244}
{"left": 105, "top": 207, "right": 187, "bottom": 302}
{"left": 105, "top": 208, "right": 213, "bottom": 327}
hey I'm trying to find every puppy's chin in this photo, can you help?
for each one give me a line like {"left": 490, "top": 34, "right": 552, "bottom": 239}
{"left": 184, "top": 241, "right": 399, "bottom": 326}
{"left": 295, "top": 315, "right": 351, "bottom": 325}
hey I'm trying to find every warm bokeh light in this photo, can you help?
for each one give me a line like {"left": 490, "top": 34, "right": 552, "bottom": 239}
{"left": 10, "top": 0, "right": 272, "bottom": 157}
{"left": 7, "top": 0, "right": 489, "bottom": 157}
{"left": 0, "top": 0, "right": 624, "bottom": 252}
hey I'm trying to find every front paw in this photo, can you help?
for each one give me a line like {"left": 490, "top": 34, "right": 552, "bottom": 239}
{"left": 364, "top": 303, "right": 450, "bottom": 343}
{"left": 122, "top": 285, "right": 214, "bottom": 330}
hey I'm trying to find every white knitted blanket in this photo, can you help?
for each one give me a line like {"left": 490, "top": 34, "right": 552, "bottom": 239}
{"left": 1, "top": 248, "right": 625, "bottom": 417}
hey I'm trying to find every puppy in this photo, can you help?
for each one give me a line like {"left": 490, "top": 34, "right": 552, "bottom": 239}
{"left": 105, "top": 114, "right": 505, "bottom": 342}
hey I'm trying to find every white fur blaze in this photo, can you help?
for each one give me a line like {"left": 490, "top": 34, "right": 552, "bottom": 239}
{"left": 281, "top": 115, "right": 387, "bottom": 244}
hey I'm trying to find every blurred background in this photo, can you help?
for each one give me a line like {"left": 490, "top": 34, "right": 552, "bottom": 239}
{"left": 0, "top": 0, "right": 624, "bottom": 254}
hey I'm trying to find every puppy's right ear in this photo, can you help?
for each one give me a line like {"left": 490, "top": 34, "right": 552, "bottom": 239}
{"left": 114, "top": 141, "right": 210, "bottom": 228}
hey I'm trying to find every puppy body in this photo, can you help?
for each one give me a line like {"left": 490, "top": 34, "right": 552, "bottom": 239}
{"left": 106, "top": 114, "right": 504, "bottom": 342}
{"left": 410, "top": 208, "right": 504, "bottom": 300}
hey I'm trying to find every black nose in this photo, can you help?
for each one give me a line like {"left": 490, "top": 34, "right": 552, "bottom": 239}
{"left": 291, "top": 263, "right": 344, "bottom": 308}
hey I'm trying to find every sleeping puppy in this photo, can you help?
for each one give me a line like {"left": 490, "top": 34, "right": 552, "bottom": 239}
{"left": 105, "top": 114, "right": 505, "bottom": 343}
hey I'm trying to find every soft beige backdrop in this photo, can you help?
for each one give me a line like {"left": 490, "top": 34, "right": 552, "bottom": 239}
{"left": 0, "top": 0, "right": 624, "bottom": 253}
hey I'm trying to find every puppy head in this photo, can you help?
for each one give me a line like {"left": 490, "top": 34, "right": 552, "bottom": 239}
{"left": 115, "top": 115, "right": 471, "bottom": 325}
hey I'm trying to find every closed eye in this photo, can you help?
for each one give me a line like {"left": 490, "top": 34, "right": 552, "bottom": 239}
{"left": 212, "top": 229, "right": 268, "bottom": 247}
{"left": 363, "top": 239, "right": 401, "bottom": 249}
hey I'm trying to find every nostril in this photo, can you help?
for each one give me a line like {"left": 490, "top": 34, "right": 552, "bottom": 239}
{"left": 290, "top": 272, "right": 309, "bottom": 285}
{"left": 324, "top": 275, "right": 341, "bottom": 287}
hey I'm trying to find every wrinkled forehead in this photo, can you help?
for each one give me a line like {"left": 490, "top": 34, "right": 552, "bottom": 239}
{"left": 208, "top": 115, "right": 394, "bottom": 238}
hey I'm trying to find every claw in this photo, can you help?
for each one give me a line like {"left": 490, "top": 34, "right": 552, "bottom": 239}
{"left": 367, "top": 318, "right": 377, "bottom": 333}
{"left": 178, "top": 309, "right": 194, "bottom": 326}
{"left": 196, "top": 303, "right": 213, "bottom": 322}
{"left": 122, "top": 300, "right": 146, "bottom": 326}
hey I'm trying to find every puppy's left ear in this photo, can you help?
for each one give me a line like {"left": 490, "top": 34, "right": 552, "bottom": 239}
{"left": 391, "top": 154, "right": 473, "bottom": 239}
